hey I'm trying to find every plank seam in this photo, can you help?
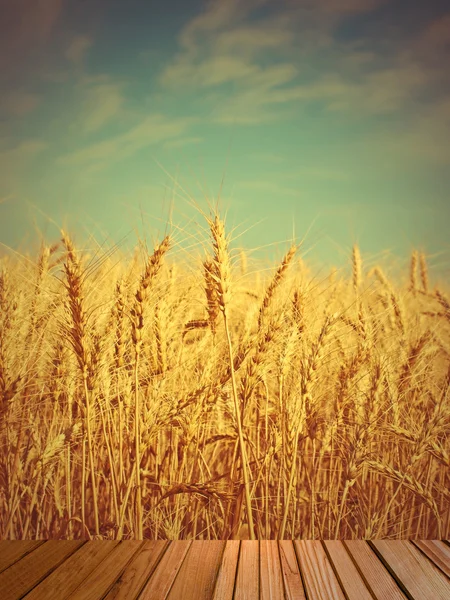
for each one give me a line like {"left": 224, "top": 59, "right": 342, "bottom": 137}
{"left": 367, "top": 542, "right": 416, "bottom": 600}
{"left": 410, "top": 541, "right": 450, "bottom": 581}
{"left": 292, "top": 542, "right": 312, "bottom": 600}
{"left": 321, "top": 541, "right": 354, "bottom": 600}
{"left": 18, "top": 541, "right": 87, "bottom": 599}
{"left": 342, "top": 540, "right": 395, "bottom": 600}
{"left": 125, "top": 541, "right": 170, "bottom": 600}
{"left": 67, "top": 541, "right": 145, "bottom": 599}
{"left": 0, "top": 542, "right": 46, "bottom": 576}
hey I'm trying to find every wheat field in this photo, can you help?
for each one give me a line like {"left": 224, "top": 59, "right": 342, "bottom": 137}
{"left": 0, "top": 211, "right": 449, "bottom": 541}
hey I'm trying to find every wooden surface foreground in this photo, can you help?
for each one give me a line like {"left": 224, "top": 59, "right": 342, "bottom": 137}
{"left": 0, "top": 540, "right": 449, "bottom": 599}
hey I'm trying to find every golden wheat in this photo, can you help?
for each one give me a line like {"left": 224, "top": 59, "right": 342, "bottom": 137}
{"left": 0, "top": 213, "right": 448, "bottom": 541}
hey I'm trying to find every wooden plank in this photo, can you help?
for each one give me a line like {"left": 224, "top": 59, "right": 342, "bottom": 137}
{"left": 234, "top": 540, "right": 259, "bottom": 600}
{"left": 212, "top": 541, "right": 240, "bottom": 600}
{"left": 260, "top": 541, "right": 285, "bottom": 600}
{"left": 279, "top": 541, "right": 307, "bottom": 600}
{"left": 323, "top": 541, "right": 374, "bottom": 600}
{"left": 372, "top": 540, "right": 450, "bottom": 600}
{"left": 0, "top": 540, "right": 83, "bottom": 600}
{"left": 294, "top": 541, "right": 346, "bottom": 600}
{"left": 167, "top": 541, "right": 225, "bottom": 600}
{"left": 139, "top": 541, "right": 191, "bottom": 600}
{"left": 25, "top": 541, "right": 118, "bottom": 600}
{"left": 105, "top": 541, "right": 168, "bottom": 600}
{"left": 67, "top": 541, "right": 143, "bottom": 599}
{"left": 413, "top": 541, "right": 450, "bottom": 578}
{"left": 344, "top": 541, "right": 407, "bottom": 600}
{"left": 0, "top": 541, "right": 44, "bottom": 575}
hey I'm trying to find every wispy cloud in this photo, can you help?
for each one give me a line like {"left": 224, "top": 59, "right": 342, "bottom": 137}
{"left": 162, "top": 137, "right": 203, "bottom": 150}
{"left": 296, "top": 0, "right": 389, "bottom": 14}
{"left": 158, "top": 0, "right": 439, "bottom": 128}
{"left": 80, "top": 82, "right": 125, "bottom": 133}
{"left": 58, "top": 113, "right": 198, "bottom": 167}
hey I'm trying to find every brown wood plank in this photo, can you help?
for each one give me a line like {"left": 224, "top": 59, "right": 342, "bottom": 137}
{"left": 0, "top": 541, "right": 44, "bottom": 575}
{"left": 294, "top": 541, "right": 346, "bottom": 600}
{"left": 372, "top": 540, "right": 450, "bottom": 600}
{"left": 167, "top": 540, "right": 225, "bottom": 600}
{"left": 279, "top": 541, "right": 307, "bottom": 600}
{"left": 323, "top": 541, "right": 375, "bottom": 600}
{"left": 139, "top": 540, "right": 192, "bottom": 600}
{"left": 344, "top": 541, "right": 407, "bottom": 600}
{"left": 234, "top": 540, "right": 259, "bottom": 600}
{"left": 413, "top": 541, "right": 450, "bottom": 578}
{"left": 212, "top": 540, "right": 240, "bottom": 600}
{"left": 105, "top": 541, "right": 169, "bottom": 600}
{"left": 260, "top": 541, "right": 284, "bottom": 600}
{"left": 0, "top": 540, "right": 83, "bottom": 600}
{"left": 24, "top": 541, "right": 118, "bottom": 600}
{"left": 67, "top": 541, "right": 143, "bottom": 599}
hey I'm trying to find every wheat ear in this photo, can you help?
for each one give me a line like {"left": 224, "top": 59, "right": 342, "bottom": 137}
{"left": 209, "top": 214, "right": 255, "bottom": 540}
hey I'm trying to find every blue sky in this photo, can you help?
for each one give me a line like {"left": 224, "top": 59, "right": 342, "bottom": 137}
{"left": 1, "top": 0, "right": 449, "bottom": 274}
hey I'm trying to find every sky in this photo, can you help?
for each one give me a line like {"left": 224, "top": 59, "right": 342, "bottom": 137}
{"left": 1, "top": 0, "right": 450, "bottom": 275}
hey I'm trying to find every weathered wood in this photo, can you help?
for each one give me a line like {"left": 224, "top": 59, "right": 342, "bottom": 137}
{"left": 0, "top": 539, "right": 447, "bottom": 598}
{"left": 0, "top": 540, "right": 83, "bottom": 600}
{"left": 279, "top": 540, "right": 307, "bottom": 600}
{"left": 105, "top": 541, "right": 168, "bottom": 600}
{"left": 25, "top": 541, "right": 117, "bottom": 600}
{"left": 323, "top": 541, "right": 374, "bottom": 600}
{"left": 212, "top": 541, "right": 240, "bottom": 600}
{"left": 67, "top": 541, "right": 143, "bottom": 599}
{"left": 167, "top": 541, "right": 225, "bottom": 600}
{"left": 139, "top": 540, "right": 191, "bottom": 600}
{"left": 294, "top": 541, "right": 346, "bottom": 600}
{"left": 344, "top": 541, "right": 407, "bottom": 600}
{"left": 0, "top": 541, "right": 44, "bottom": 575}
{"left": 260, "top": 541, "right": 285, "bottom": 599}
{"left": 413, "top": 541, "right": 450, "bottom": 578}
{"left": 372, "top": 540, "right": 450, "bottom": 600}
{"left": 234, "top": 540, "right": 259, "bottom": 600}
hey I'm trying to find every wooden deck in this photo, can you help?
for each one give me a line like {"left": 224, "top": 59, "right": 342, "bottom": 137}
{"left": 0, "top": 540, "right": 449, "bottom": 599}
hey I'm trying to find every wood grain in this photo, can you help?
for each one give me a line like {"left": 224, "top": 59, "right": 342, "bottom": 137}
{"left": 67, "top": 541, "right": 143, "bottom": 599}
{"left": 24, "top": 541, "right": 117, "bottom": 600}
{"left": 260, "top": 541, "right": 285, "bottom": 599}
{"left": 139, "top": 540, "right": 191, "bottom": 600}
{"left": 324, "top": 541, "right": 374, "bottom": 600}
{"left": 372, "top": 540, "right": 450, "bottom": 600}
{"left": 234, "top": 540, "right": 259, "bottom": 600}
{"left": 279, "top": 540, "right": 307, "bottom": 600}
{"left": 105, "top": 541, "right": 168, "bottom": 600}
{"left": 0, "top": 539, "right": 446, "bottom": 599}
{"left": 212, "top": 540, "right": 240, "bottom": 600}
{"left": 0, "top": 541, "right": 44, "bottom": 575}
{"left": 344, "top": 541, "right": 407, "bottom": 600}
{"left": 0, "top": 540, "right": 83, "bottom": 600}
{"left": 294, "top": 541, "right": 346, "bottom": 600}
{"left": 167, "top": 540, "right": 225, "bottom": 600}
{"left": 413, "top": 541, "right": 450, "bottom": 578}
